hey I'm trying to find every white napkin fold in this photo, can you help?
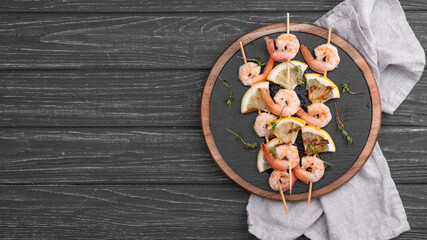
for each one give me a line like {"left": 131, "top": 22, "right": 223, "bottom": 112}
{"left": 247, "top": 0, "right": 425, "bottom": 239}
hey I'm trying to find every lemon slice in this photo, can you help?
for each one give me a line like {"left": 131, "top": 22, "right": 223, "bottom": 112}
{"left": 256, "top": 138, "right": 284, "bottom": 173}
{"left": 267, "top": 117, "right": 306, "bottom": 144}
{"left": 301, "top": 125, "right": 336, "bottom": 154}
{"left": 241, "top": 81, "right": 270, "bottom": 114}
{"left": 305, "top": 73, "right": 340, "bottom": 102}
{"left": 267, "top": 60, "right": 308, "bottom": 90}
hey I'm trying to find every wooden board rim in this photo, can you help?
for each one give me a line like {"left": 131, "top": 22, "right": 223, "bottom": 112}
{"left": 200, "top": 22, "right": 381, "bottom": 201}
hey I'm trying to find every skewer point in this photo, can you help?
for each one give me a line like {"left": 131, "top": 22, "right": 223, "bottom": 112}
{"left": 307, "top": 182, "right": 313, "bottom": 208}
{"left": 289, "top": 164, "right": 292, "bottom": 194}
{"left": 278, "top": 180, "right": 289, "bottom": 216}
{"left": 327, "top": 27, "right": 332, "bottom": 44}
{"left": 239, "top": 41, "right": 247, "bottom": 64}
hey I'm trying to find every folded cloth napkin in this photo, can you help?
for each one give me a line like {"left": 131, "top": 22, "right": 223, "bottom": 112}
{"left": 247, "top": 0, "right": 425, "bottom": 239}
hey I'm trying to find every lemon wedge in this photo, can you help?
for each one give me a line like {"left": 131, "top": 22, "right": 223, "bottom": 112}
{"left": 240, "top": 81, "right": 270, "bottom": 114}
{"left": 256, "top": 138, "right": 283, "bottom": 173}
{"left": 301, "top": 125, "right": 336, "bottom": 154}
{"left": 267, "top": 117, "right": 306, "bottom": 144}
{"left": 267, "top": 60, "right": 308, "bottom": 90}
{"left": 305, "top": 73, "right": 340, "bottom": 102}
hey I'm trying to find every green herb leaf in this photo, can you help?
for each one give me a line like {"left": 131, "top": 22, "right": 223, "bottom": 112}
{"left": 296, "top": 76, "right": 305, "bottom": 86}
{"left": 335, "top": 103, "right": 354, "bottom": 145}
{"left": 226, "top": 128, "right": 258, "bottom": 150}
{"left": 218, "top": 76, "right": 233, "bottom": 106}
{"left": 237, "top": 56, "right": 266, "bottom": 67}
{"left": 270, "top": 122, "right": 277, "bottom": 130}
{"left": 341, "top": 83, "right": 363, "bottom": 95}
{"left": 269, "top": 147, "right": 277, "bottom": 158}
{"left": 245, "top": 142, "right": 258, "bottom": 149}
{"left": 306, "top": 143, "right": 333, "bottom": 166}
{"left": 225, "top": 97, "right": 232, "bottom": 106}
{"left": 292, "top": 65, "right": 301, "bottom": 73}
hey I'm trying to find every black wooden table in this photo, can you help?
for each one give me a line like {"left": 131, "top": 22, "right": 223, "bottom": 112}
{"left": 0, "top": 1, "right": 425, "bottom": 239}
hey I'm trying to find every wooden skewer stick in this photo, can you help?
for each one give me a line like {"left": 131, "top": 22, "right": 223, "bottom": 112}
{"left": 289, "top": 164, "right": 292, "bottom": 194}
{"left": 307, "top": 181, "right": 313, "bottom": 208}
{"left": 257, "top": 109, "right": 270, "bottom": 143}
{"left": 286, "top": 12, "right": 291, "bottom": 82}
{"left": 285, "top": 12, "right": 292, "bottom": 191}
{"left": 324, "top": 27, "right": 332, "bottom": 77}
{"left": 278, "top": 180, "right": 289, "bottom": 216}
{"left": 308, "top": 26, "right": 332, "bottom": 207}
{"left": 239, "top": 41, "right": 247, "bottom": 64}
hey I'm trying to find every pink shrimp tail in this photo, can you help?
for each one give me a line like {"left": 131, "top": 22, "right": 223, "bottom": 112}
{"left": 263, "top": 57, "right": 275, "bottom": 76}
{"left": 293, "top": 165, "right": 309, "bottom": 184}
{"left": 261, "top": 143, "right": 276, "bottom": 166}
{"left": 250, "top": 57, "right": 275, "bottom": 85}
{"left": 259, "top": 89, "right": 282, "bottom": 116}
{"left": 264, "top": 37, "right": 275, "bottom": 56}
{"left": 295, "top": 108, "right": 306, "bottom": 119}
{"left": 300, "top": 44, "right": 326, "bottom": 74}
{"left": 262, "top": 143, "right": 289, "bottom": 172}
{"left": 296, "top": 108, "right": 317, "bottom": 127}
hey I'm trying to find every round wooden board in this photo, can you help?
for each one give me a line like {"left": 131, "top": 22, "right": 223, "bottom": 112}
{"left": 200, "top": 23, "right": 381, "bottom": 201}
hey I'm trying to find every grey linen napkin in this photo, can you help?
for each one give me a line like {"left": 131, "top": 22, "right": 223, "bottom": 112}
{"left": 246, "top": 0, "right": 425, "bottom": 239}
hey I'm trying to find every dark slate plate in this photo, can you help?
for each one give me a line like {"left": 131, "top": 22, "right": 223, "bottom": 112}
{"left": 201, "top": 23, "right": 381, "bottom": 201}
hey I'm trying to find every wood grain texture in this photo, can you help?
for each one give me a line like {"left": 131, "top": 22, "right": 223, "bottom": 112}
{"left": 0, "top": 70, "right": 424, "bottom": 127}
{"left": 0, "top": 184, "right": 425, "bottom": 239}
{"left": 0, "top": 0, "right": 425, "bottom": 12}
{"left": 0, "top": 0, "right": 425, "bottom": 238}
{"left": 0, "top": 12, "right": 424, "bottom": 69}
{"left": 0, "top": 70, "right": 205, "bottom": 127}
{"left": 0, "top": 126, "right": 423, "bottom": 184}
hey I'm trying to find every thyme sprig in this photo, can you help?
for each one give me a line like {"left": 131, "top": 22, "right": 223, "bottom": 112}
{"left": 270, "top": 121, "right": 277, "bottom": 130}
{"left": 289, "top": 62, "right": 305, "bottom": 86}
{"left": 226, "top": 128, "right": 258, "bottom": 149}
{"left": 341, "top": 83, "right": 363, "bottom": 95}
{"left": 296, "top": 76, "right": 306, "bottom": 86}
{"left": 218, "top": 76, "right": 233, "bottom": 106}
{"left": 269, "top": 147, "right": 277, "bottom": 158}
{"left": 335, "top": 103, "right": 354, "bottom": 145}
{"left": 306, "top": 143, "right": 333, "bottom": 166}
{"left": 237, "top": 56, "right": 266, "bottom": 67}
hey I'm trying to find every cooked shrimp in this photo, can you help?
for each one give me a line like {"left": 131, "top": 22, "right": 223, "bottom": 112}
{"left": 293, "top": 156, "right": 325, "bottom": 184}
{"left": 254, "top": 112, "right": 277, "bottom": 138}
{"left": 261, "top": 143, "right": 299, "bottom": 171}
{"left": 265, "top": 34, "right": 300, "bottom": 62}
{"left": 259, "top": 89, "right": 300, "bottom": 117}
{"left": 301, "top": 44, "right": 340, "bottom": 73}
{"left": 296, "top": 103, "right": 331, "bottom": 128}
{"left": 269, "top": 170, "right": 297, "bottom": 192}
{"left": 238, "top": 57, "right": 274, "bottom": 86}
{"left": 275, "top": 144, "right": 300, "bottom": 169}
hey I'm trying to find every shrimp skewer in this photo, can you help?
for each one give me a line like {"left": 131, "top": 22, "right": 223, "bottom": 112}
{"left": 265, "top": 34, "right": 300, "bottom": 63}
{"left": 293, "top": 155, "right": 325, "bottom": 207}
{"left": 269, "top": 170, "right": 297, "bottom": 192}
{"left": 296, "top": 103, "right": 332, "bottom": 128}
{"left": 261, "top": 143, "right": 299, "bottom": 172}
{"left": 254, "top": 112, "right": 277, "bottom": 138}
{"left": 259, "top": 89, "right": 300, "bottom": 117}
{"left": 293, "top": 156, "right": 325, "bottom": 184}
{"left": 238, "top": 41, "right": 274, "bottom": 86}
{"left": 301, "top": 28, "right": 340, "bottom": 74}
{"left": 301, "top": 27, "right": 333, "bottom": 207}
